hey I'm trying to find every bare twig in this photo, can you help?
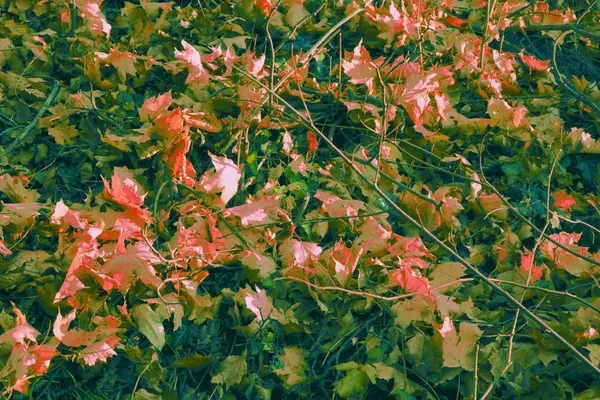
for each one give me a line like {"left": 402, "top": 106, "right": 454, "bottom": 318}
{"left": 490, "top": 278, "right": 600, "bottom": 315}
{"left": 131, "top": 360, "right": 154, "bottom": 400}
{"left": 507, "top": 1, "right": 535, "bottom": 19}
{"left": 479, "top": 0, "right": 497, "bottom": 70}
{"left": 273, "top": 3, "right": 326, "bottom": 54}
{"left": 7, "top": 80, "right": 60, "bottom": 152}
{"left": 265, "top": 0, "right": 283, "bottom": 107}
{"left": 276, "top": 276, "right": 474, "bottom": 302}
{"left": 474, "top": 343, "right": 480, "bottom": 400}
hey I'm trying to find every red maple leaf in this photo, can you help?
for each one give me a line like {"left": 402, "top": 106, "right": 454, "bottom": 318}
{"left": 174, "top": 40, "right": 210, "bottom": 84}
{"left": 389, "top": 267, "right": 435, "bottom": 307}
{"left": 102, "top": 170, "right": 146, "bottom": 210}
{"left": 553, "top": 190, "right": 576, "bottom": 211}
{"left": 139, "top": 91, "right": 173, "bottom": 122}
{"left": 519, "top": 51, "right": 550, "bottom": 72}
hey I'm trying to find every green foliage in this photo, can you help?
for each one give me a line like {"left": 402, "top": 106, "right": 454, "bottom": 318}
{"left": 1, "top": 0, "right": 600, "bottom": 399}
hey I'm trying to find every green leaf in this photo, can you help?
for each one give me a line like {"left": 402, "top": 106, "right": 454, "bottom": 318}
{"left": 428, "top": 262, "right": 466, "bottom": 293}
{"left": 169, "top": 354, "right": 216, "bottom": 369}
{"left": 585, "top": 344, "right": 600, "bottom": 366}
{"left": 274, "top": 347, "right": 309, "bottom": 386}
{"left": 334, "top": 368, "right": 369, "bottom": 399}
{"left": 575, "top": 387, "right": 600, "bottom": 400}
{"left": 538, "top": 347, "right": 559, "bottom": 367}
{"left": 442, "top": 322, "right": 482, "bottom": 371}
{"left": 211, "top": 355, "right": 248, "bottom": 389}
{"left": 0, "top": 272, "right": 23, "bottom": 290}
{"left": 132, "top": 304, "right": 166, "bottom": 351}
{"left": 0, "top": 309, "right": 16, "bottom": 331}
{"left": 131, "top": 389, "right": 162, "bottom": 400}
{"left": 392, "top": 298, "right": 433, "bottom": 329}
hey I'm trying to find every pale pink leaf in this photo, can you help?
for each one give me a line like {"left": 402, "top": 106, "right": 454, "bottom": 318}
{"left": 439, "top": 316, "right": 455, "bottom": 338}
{"left": 78, "top": 336, "right": 120, "bottom": 366}
{"left": 282, "top": 131, "right": 293, "bottom": 154}
{"left": 226, "top": 197, "right": 279, "bottom": 227}
{"left": 175, "top": 40, "right": 210, "bottom": 84}
{"left": 53, "top": 309, "right": 77, "bottom": 341}
{"left": 280, "top": 239, "right": 322, "bottom": 268}
{"left": 51, "top": 200, "right": 86, "bottom": 230}
{"left": 74, "top": 0, "right": 111, "bottom": 38}
{"left": 199, "top": 152, "right": 241, "bottom": 206}
{"left": 245, "top": 286, "right": 273, "bottom": 321}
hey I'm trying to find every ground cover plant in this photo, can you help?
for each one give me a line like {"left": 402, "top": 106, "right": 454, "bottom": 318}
{"left": 1, "top": 0, "right": 600, "bottom": 398}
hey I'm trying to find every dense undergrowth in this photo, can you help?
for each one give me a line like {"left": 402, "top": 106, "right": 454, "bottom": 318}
{"left": 1, "top": 0, "right": 600, "bottom": 398}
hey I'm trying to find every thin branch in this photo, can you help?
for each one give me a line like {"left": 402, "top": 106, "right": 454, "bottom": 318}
{"left": 265, "top": 0, "right": 282, "bottom": 107}
{"left": 273, "top": 3, "right": 326, "bottom": 54}
{"left": 131, "top": 360, "right": 154, "bottom": 400}
{"left": 553, "top": 212, "right": 600, "bottom": 237}
{"left": 7, "top": 80, "right": 60, "bottom": 152}
{"left": 353, "top": 158, "right": 443, "bottom": 210}
{"left": 507, "top": 1, "right": 535, "bottom": 19}
{"left": 490, "top": 279, "right": 600, "bottom": 315}
{"left": 216, "top": 213, "right": 252, "bottom": 249}
{"left": 474, "top": 343, "right": 480, "bottom": 400}
{"left": 276, "top": 276, "right": 474, "bottom": 302}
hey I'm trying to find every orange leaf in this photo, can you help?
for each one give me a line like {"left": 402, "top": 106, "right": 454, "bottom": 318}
{"left": 389, "top": 267, "right": 435, "bottom": 307}
{"left": 307, "top": 131, "right": 318, "bottom": 154}
{"left": 95, "top": 48, "right": 137, "bottom": 82}
{"left": 102, "top": 170, "right": 146, "bottom": 209}
{"left": 520, "top": 249, "right": 543, "bottom": 282}
{"left": 255, "top": 0, "right": 276, "bottom": 15}
{"left": 139, "top": 91, "right": 173, "bottom": 122}
{"left": 519, "top": 50, "right": 550, "bottom": 72}
{"left": 553, "top": 190, "right": 576, "bottom": 211}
